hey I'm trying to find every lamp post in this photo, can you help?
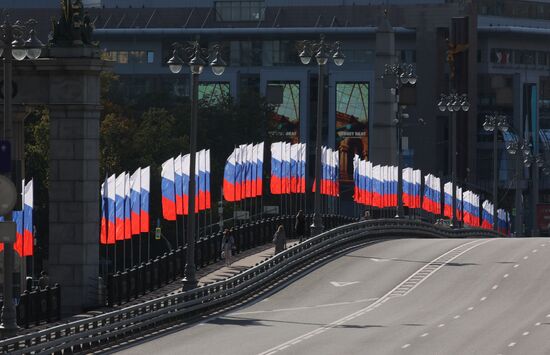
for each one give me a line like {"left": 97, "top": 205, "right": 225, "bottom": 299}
{"left": 482, "top": 113, "right": 509, "bottom": 231}
{"left": 437, "top": 93, "right": 470, "bottom": 228}
{"left": 298, "top": 35, "right": 344, "bottom": 236}
{"left": 167, "top": 42, "right": 226, "bottom": 290}
{"left": 383, "top": 63, "right": 417, "bottom": 218}
{"left": 505, "top": 135, "right": 537, "bottom": 236}
{"left": 0, "top": 18, "right": 43, "bottom": 337}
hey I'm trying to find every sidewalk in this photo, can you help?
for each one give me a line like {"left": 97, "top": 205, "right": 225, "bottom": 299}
{"left": 13, "top": 239, "right": 298, "bottom": 337}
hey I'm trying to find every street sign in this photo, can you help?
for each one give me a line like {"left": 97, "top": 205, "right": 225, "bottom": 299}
{"left": 155, "top": 227, "right": 162, "bottom": 240}
{"left": 0, "top": 140, "right": 10, "bottom": 173}
{"left": 234, "top": 211, "right": 250, "bottom": 220}
{"left": 0, "top": 175, "right": 17, "bottom": 216}
{"left": 263, "top": 206, "right": 279, "bottom": 215}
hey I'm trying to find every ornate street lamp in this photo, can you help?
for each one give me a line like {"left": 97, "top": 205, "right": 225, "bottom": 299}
{"left": 437, "top": 93, "right": 470, "bottom": 228}
{"left": 483, "top": 113, "right": 509, "bottom": 231}
{"left": 298, "top": 35, "right": 344, "bottom": 236}
{"left": 384, "top": 63, "right": 417, "bottom": 218}
{"left": 167, "top": 41, "right": 226, "bottom": 290}
{"left": 0, "top": 18, "right": 44, "bottom": 337}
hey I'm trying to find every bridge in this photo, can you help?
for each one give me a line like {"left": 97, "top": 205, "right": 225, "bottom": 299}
{"left": 2, "top": 218, "right": 534, "bottom": 354}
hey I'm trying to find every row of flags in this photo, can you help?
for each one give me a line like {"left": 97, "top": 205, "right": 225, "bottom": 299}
{"left": 161, "top": 150, "right": 211, "bottom": 221}
{"left": 100, "top": 168, "right": 151, "bottom": 245}
{"left": 352, "top": 157, "right": 400, "bottom": 207}
{"left": 0, "top": 179, "right": 34, "bottom": 256}
{"left": 223, "top": 143, "right": 264, "bottom": 202}
{"left": 352, "top": 157, "right": 510, "bottom": 233}
{"left": 270, "top": 142, "right": 307, "bottom": 195}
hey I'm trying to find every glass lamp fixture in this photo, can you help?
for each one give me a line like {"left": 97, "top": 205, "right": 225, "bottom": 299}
{"left": 210, "top": 48, "right": 226, "bottom": 76}
{"left": 299, "top": 48, "right": 311, "bottom": 65}
{"left": 167, "top": 49, "right": 184, "bottom": 74}
{"left": 24, "top": 29, "right": 44, "bottom": 59}
{"left": 11, "top": 37, "right": 27, "bottom": 61}
{"left": 332, "top": 44, "right": 345, "bottom": 66}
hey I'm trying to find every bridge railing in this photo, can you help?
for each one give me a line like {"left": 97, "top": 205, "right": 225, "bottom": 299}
{"left": 0, "top": 285, "right": 61, "bottom": 329}
{"left": 0, "top": 219, "right": 503, "bottom": 354}
{"left": 106, "top": 214, "right": 352, "bottom": 306}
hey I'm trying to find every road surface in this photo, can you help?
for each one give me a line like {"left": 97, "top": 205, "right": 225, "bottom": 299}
{"left": 115, "top": 238, "right": 550, "bottom": 355}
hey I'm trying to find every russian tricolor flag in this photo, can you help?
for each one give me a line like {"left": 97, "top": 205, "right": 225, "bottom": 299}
{"left": 403, "top": 168, "right": 421, "bottom": 209}
{"left": 174, "top": 155, "right": 184, "bottom": 215}
{"left": 422, "top": 174, "right": 441, "bottom": 214}
{"left": 270, "top": 142, "right": 285, "bottom": 195}
{"left": 443, "top": 182, "right": 454, "bottom": 219}
{"left": 223, "top": 149, "right": 238, "bottom": 202}
{"left": 12, "top": 210, "right": 24, "bottom": 256}
{"left": 481, "top": 200, "right": 494, "bottom": 230}
{"left": 124, "top": 172, "right": 132, "bottom": 239}
{"left": 198, "top": 149, "right": 211, "bottom": 210}
{"left": 107, "top": 174, "right": 116, "bottom": 242}
{"left": 497, "top": 209, "right": 507, "bottom": 234}
{"left": 130, "top": 168, "right": 141, "bottom": 236}
{"left": 244, "top": 144, "right": 254, "bottom": 198}
{"left": 256, "top": 142, "right": 264, "bottom": 196}
{"left": 115, "top": 173, "right": 126, "bottom": 240}
{"left": 463, "top": 191, "right": 480, "bottom": 227}
{"left": 21, "top": 180, "right": 33, "bottom": 256}
{"left": 140, "top": 167, "right": 150, "bottom": 233}
{"left": 101, "top": 178, "right": 107, "bottom": 245}
{"left": 161, "top": 158, "right": 177, "bottom": 221}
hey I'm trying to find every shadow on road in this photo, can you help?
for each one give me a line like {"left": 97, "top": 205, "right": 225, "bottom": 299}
{"left": 345, "top": 255, "right": 478, "bottom": 267}
{"left": 210, "top": 316, "right": 384, "bottom": 329}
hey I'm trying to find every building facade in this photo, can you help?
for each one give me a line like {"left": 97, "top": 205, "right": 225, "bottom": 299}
{"left": 3, "top": 0, "right": 550, "bottom": 234}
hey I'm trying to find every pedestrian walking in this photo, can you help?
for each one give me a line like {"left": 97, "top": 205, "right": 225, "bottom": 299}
{"left": 295, "top": 210, "right": 306, "bottom": 243}
{"left": 221, "top": 229, "right": 235, "bottom": 267}
{"left": 360, "top": 211, "right": 371, "bottom": 221}
{"left": 273, "top": 225, "right": 286, "bottom": 254}
{"left": 38, "top": 271, "right": 49, "bottom": 290}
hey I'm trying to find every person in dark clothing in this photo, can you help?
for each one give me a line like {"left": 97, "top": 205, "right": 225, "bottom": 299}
{"left": 38, "top": 271, "right": 49, "bottom": 290}
{"left": 360, "top": 211, "right": 371, "bottom": 221}
{"left": 295, "top": 210, "right": 306, "bottom": 242}
{"left": 273, "top": 225, "right": 286, "bottom": 254}
{"left": 221, "top": 229, "right": 235, "bottom": 266}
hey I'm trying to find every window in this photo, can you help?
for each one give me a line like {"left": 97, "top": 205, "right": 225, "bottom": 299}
{"left": 215, "top": 1, "right": 265, "bottom": 22}
{"left": 490, "top": 49, "right": 511, "bottom": 64}
{"left": 118, "top": 51, "right": 128, "bottom": 64}
{"left": 147, "top": 51, "right": 155, "bottom": 64}
{"left": 538, "top": 52, "right": 548, "bottom": 66}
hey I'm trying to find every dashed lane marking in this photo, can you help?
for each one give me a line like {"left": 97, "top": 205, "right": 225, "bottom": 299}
{"left": 481, "top": 297, "right": 487, "bottom": 301}
{"left": 533, "top": 249, "right": 538, "bottom": 253}
{"left": 402, "top": 344, "right": 410, "bottom": 349}
{"left": 256, "top": 240, "right": 493, "bottom": 355}
{"left": 514, "top": 264, "right": 519, "bottom": 268}
{"left": 535, "top": 322, "right": 541, "bottom": 326}
{"left": 420, "top": 333, "right": 429, "bottom": 337}
{"left": 453, "top": 315, "right": 461, "bottom": 319}
{"left": 438, "top": 324, "right": 445, "bottom": 328}
{"left": 523, "top": 256, "right": 529, "bottom": 260}
{"left": 232, "top": 298, "right": 379, "bottom": 316}
{"left": 508, "top": 342, "right": 516, "bottom": 347}
{"left": 523, "top": 331, "right": 529, "bottom": 336}
{"left": 504, "top": 274, "right": 509, "bottom": 278}
{"left": 492, "top": 285, "right": 499, "bottom": 290}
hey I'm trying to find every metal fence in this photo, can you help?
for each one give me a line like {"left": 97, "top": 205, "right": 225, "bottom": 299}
{"left": 107, "top": 214, "right": 349, "bottom": 306}
{"left": 0, "top": 285, "right": 61, "bottom": 330}
{"left": 0, "top": 218, "right": 503, "bottom": 354}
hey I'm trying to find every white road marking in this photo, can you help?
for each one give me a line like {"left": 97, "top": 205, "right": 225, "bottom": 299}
{"left": 330, "top": 281, "right": 360, "bottom": 287}
{"left": 504, "top": 274, "right": 509, "bottom": 278}
{"left": 533, "top": 249, "right": 538, "bottom": 253}
{"left": 467, "top": 307, "right": 474, "bottom": 311}
{"left": 232, "top": 298, "right": 378, "bottom": 316}
{"left": 546, "top": 314, "right": 550, "bottom": 318}
{"left": 256, "top": 240, "right": 493, "bottom": 355}
{"left": 508, "top": 342, "right": 516, "bottom": 347}
{"left": 514, "top": 264, "right": 519, "bottom": 268}
{"left": 420, "top": 333, "right": 429, "bottom": 337}
{"left": 371, "top": 258, "right": 389, "bottom": 262}
{"left": 523, "top": 331, "right": 529, "bottom": 336}
{"left": 541, "top": 244, "right": 546, "bottom": 247}
{"left": 402, "top": 344, "right": 410, "bottom": 349}
{"left": 492, "top": 285, "right": 499, "bottom": 290}
{"left": 535, "top": 322, "right": 541, "bottom": 326}
{"left": 523, "top": 256, "right": 529, "bottom": 260}
{"left": 481, "top": 297, "right": 487, "bottom": 301}
{"left": 453, "top": 315, "right": 461, "bottom": 319}
{"left": 438, "top": 323, "right": 445, "bottom": 328}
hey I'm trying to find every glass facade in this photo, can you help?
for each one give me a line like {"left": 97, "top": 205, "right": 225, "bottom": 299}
{"left": 215, "top": 1, "right": 265, "bottom": 22}
{"left": 198, "top": 82, "right": 231, "bottom": 106}
{"left": 336, "top": 82, "right": 369, "bottom": 181}
{"left": 267, "top": 81, "right": 300, "bottom": 143}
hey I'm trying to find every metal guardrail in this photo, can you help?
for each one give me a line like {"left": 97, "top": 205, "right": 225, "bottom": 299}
{"left": 0, "top": 285, "right": 61, "bottom": 330}
{"left": 0, "top": 218, "right": 504, "bottom": 354}
{"left": 106, "top": 214, "right": 347, "bottom": 306}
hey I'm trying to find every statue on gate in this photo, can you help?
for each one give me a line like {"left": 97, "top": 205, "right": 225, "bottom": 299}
{"left": 50, "top": 0, "right": 96, "bottom": 47}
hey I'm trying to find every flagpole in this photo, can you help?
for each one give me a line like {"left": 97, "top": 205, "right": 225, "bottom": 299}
{"left": 175, "top": 217, "right": 179, "bottom": 249}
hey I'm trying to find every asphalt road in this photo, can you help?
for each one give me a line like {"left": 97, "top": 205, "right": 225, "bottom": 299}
{"left": 115, "top": 238, "right": 550, "bottom": 355}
